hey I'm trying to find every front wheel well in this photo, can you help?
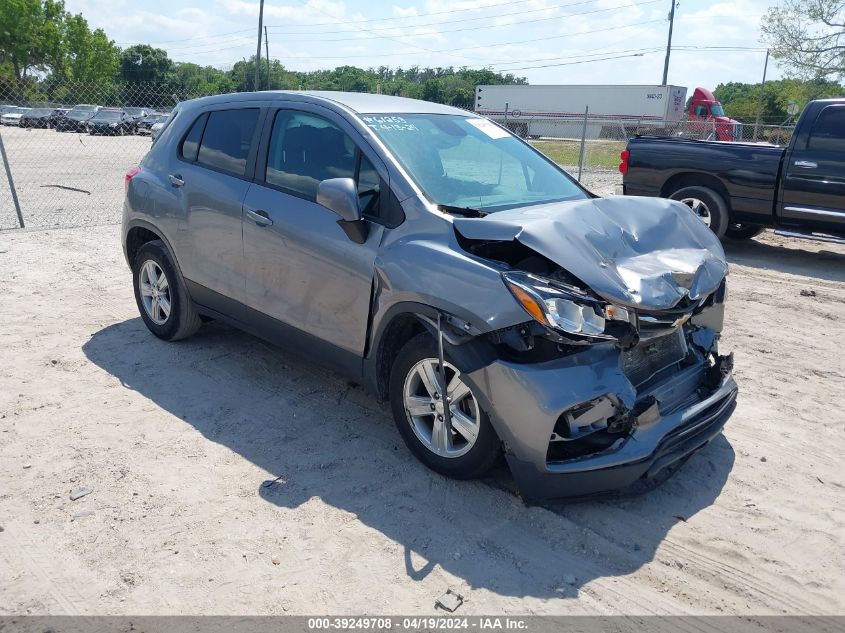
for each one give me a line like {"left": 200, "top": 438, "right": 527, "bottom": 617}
{"left": 374, "top": 313, "right": 427, "bottom": 401}
{"left": 660, "top": 173, "right": 732, "bottom": 211}
{"left": 125, "top": 226, "right": 163, "bottom": 267}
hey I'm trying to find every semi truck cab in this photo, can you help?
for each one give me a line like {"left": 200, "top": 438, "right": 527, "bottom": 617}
{"left": 686, "top": 87, "right": 740, "bottom": 142}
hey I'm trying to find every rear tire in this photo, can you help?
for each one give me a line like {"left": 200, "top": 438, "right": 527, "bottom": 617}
{"left": 725, "top": 223, "right": 764, "bottom": 240}
{"left": 669, "top": 185, "right": 730, "bottom": 239}
{"left": 132, "top": 240, "right": 201, "bottom": 341}
{"left": 389, "top": 334, "right": 500, "bottom": 479}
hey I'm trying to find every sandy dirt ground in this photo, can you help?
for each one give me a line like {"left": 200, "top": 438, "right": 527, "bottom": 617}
{"left": 0, "top": 226, "right": 843, "bottom": 616}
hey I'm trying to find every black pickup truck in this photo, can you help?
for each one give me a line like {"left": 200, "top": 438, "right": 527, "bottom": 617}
{"left": 621, "top": 98, "right": 845, "bottom": 243}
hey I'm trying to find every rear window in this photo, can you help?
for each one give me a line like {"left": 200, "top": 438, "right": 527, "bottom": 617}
{"left": 196, "top": 109, "right": 259, "bottom": 177}
{"left": 808, "top": 106, "right": 845, "bottom": 152}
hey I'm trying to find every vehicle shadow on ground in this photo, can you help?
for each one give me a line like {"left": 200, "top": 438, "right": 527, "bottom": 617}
{"left": 723, "top": 238, "right": 845, "bottom": 283}
{"left": 83, "top": 318, "right": 735, "bottom": 600}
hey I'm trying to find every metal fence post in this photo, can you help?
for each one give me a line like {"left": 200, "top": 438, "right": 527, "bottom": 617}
{"left": 0, "top": 128, "right": 24, "bottom": 229}
{"left": 577, "top": 106, "right": 589, "bottom": 182}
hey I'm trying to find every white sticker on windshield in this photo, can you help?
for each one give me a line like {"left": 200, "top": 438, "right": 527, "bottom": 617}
{"left": 362, "top": 115, "right": 418, "bottom": 132}
{"left": 466, "top": 118, "right": 510, "bottom": 139}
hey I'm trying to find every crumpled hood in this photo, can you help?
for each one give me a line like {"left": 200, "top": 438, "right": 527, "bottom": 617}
{"left": 453, "top": 196, "right": 728, "bottom": 311}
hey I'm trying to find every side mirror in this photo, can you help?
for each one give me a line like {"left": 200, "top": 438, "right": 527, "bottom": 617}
{"left": 317, "top": 177, "right": 369, "bottom": 244}
{"left": 317, "top": 178, "right": 361, "bottom": 222}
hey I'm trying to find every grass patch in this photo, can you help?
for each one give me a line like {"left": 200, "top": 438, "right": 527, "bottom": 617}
{"left": 529, "top": 139, "right": 627, "bottom": 170}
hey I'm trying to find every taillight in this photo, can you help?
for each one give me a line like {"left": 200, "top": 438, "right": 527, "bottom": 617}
{"left": 125, "top": 166, "right": 140, "bottom": 194}
{"left": 619, "top": 149, "right": 630, "bottom": 176}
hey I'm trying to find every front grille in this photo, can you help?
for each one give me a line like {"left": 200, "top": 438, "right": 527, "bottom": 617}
{"left": 620, "top": 328, "right": 687, "bottom": 386}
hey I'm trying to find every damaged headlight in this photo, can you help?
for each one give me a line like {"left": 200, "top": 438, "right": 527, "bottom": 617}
{"left": 503, "top": 271, "right": 630, "bottom": 341}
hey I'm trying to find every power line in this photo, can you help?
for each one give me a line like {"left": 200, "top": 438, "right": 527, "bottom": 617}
{"left": 165, "top": 0, "right": 659, "bottom": 55}
{"left": 264, "top": 0, "right": 617, "bottom": 36}
{"left": 122, "top": 0, "right": 553, "bottom": 47}
{"left": 172, "top": 18, "right": 663, "bottom": 59}
{"left": 262, "top": 0, "right": 664, "bottom": 42}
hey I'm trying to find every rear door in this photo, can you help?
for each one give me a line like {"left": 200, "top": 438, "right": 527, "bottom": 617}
{"left": 779, "top": 104, "right": 845, "bottom": 233}
{"left": 241, "top": 105, "right": 390, "bottom": 372}
{"left": 173, "top": 107, "right": 263, "bottom": 311}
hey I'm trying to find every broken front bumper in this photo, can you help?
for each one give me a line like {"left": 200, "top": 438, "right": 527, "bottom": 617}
{"left": 465, "top": 335, "right": 737, "bottom": 501}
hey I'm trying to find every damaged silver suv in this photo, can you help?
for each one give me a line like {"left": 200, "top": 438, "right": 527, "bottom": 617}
{"left": 123, "top": 91, "right": 737, "bottom": 501}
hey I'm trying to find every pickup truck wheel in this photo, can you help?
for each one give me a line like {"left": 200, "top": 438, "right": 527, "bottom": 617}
{"left": 725, "top": 223, "right": 764, "bottom": 240}
{"left": 670, "top": 186, "right": 730, "bottom": 238}
{"left": 389, "top": 335, "right": 500, "bottom": 480}
{"left": 133, "top": 240, "right": 202, "bottom": 341}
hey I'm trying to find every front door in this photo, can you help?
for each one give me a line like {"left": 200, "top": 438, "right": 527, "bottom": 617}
{"left": 780, "top": 104, "right": 845, "bottom": 233}
{"left": 241, "top": 106, "right": 387, "bottom": 370}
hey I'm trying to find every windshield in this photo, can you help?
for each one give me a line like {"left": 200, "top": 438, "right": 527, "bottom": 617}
{"left": 361, "top": 113, "right": 587, "bottom": 212}
{"left": 68, "top": 108, "right": 94, "bottom": 118}
{"left": 125, "top": 108, "right": 145, "bottom": 115}
{"left": 710, "top": 104, "right": 725, "bottom": 117}
{"left": 30, "top": 108, "right": 53, "bottom": 116}
{"left": 93, "top": 110, "right": 122, "bottom": 121}
{"left": 143, "top": 115, "right": 161, "bottom": 123}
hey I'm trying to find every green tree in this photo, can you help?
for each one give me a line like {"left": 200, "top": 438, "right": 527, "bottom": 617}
{"left": 714, "top": 77, "right": 845, "bottom": 123}
{"left": 120, "top": 44, "right": 172, "bottom": 83}
{"left": 63, "top": 14, "right": 119, "bottom": 84}
{"left": 0, "top": 0, "right": 66, "bottom": 95}
{"left": 761, "top": 0, "right": 845, "bottom": 79}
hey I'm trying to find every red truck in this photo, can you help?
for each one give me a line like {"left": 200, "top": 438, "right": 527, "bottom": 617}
{"left": 685, "top": 87, "right": 741, "bottom": 142}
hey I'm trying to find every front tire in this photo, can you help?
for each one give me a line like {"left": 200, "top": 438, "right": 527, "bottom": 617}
{"left": 669, "top": 185, "right": 730, "bottom": 238}
{"left": 389, "top": 335, "right": 500, "bottom": 479}
{"left": 132, "top": 240, "right": 201, "bottom": 341}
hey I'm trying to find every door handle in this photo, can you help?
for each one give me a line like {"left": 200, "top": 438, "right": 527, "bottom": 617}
{"left": 794, "top": 161, "right": 818, "bottom": 169}
{"left": 168, "top": 173, "right": 184, "bottom": 187}
{"left": 246, "top": 208, "right": 273, "bottom": 227}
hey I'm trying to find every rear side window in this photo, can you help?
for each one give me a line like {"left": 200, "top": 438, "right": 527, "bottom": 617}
{"left": 180, "top": 113, "right": 207, "bottom": 162}
{"left": 808, "top": 107, "right": 845, "bottom": 152}
{"left": 196, "top": 108, "right": 259, "bottom": 177}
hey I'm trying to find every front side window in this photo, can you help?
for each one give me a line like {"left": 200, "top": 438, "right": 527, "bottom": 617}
{"left": 361, "top": 113, "right": 586, "bottom": 213}
{"left": 265, "top": 111, "right": 380, "bottom": 215}
{"left": 808, "top": 107, "right": 845, "bottom": 152}
{"left": 196, "top": 108, "right": 259, "bottom": 177}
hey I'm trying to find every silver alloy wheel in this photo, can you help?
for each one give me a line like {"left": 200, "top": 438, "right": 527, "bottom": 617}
{"left": 402, "top": 358, "right": 481, "bottom": 458}
{"left": 679, "top": 197, "right": 712, "bottom": 227}
{"left": 138, "top": 260, "right": 172, "bottom": 325}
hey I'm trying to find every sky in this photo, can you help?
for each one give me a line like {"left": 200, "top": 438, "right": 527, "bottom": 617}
{"left": 63, "top": 0, "right": 784, "bottom": 90}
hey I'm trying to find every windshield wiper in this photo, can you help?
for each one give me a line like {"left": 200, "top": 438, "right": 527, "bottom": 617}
{"left": 438, "top": 204, "right": 487, "bottom": 218}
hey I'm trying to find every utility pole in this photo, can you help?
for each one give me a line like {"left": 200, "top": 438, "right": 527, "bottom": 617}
{"left": 254, "top": 0, "right": 265, "bottom": 91}
{"left": 264, "top": 25, "right": 270, "bottom": 89}
{"left": 661, "top": 0, "right": 676, "bottom": 86}
{"left": 753, "top": 49, "right": 770, "bottom": 141}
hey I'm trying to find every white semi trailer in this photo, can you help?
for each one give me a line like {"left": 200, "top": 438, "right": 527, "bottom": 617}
{"left": 474, "top": 84, "right": 688, "bottom": 139}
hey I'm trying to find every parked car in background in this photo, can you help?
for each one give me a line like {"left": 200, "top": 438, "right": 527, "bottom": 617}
{"left": 89, "top": 108, "right": 136, "bottom": 135}
{"left": 20, "top": 108, "right": 62, "bottom": 128}
{"left": 621, "top": 98, "right": 845, "bottom": 243}
{"left": 124, "top": 107, "right": 150, "bottom": 122}
{"left": 54, "top": 104, "right": 100, "bottom": 132}
{"left": 123, "top": 91, "right": 736, "bottom": 501}
{"left": 1, "top": 106, "right": 31, "bottom": 126}
{"left": 149, "top": 119, "right": 166, "bottom": 142}
{"left": 137, "top": 113, "right": 165, "bottom": 135}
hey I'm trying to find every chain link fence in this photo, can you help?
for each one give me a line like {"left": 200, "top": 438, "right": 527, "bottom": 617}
{"left": 0, "top": 83, "right": 796, "bottom": 231}
{"left": 0, "top": 82, "right": 205, "bottom": 231}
